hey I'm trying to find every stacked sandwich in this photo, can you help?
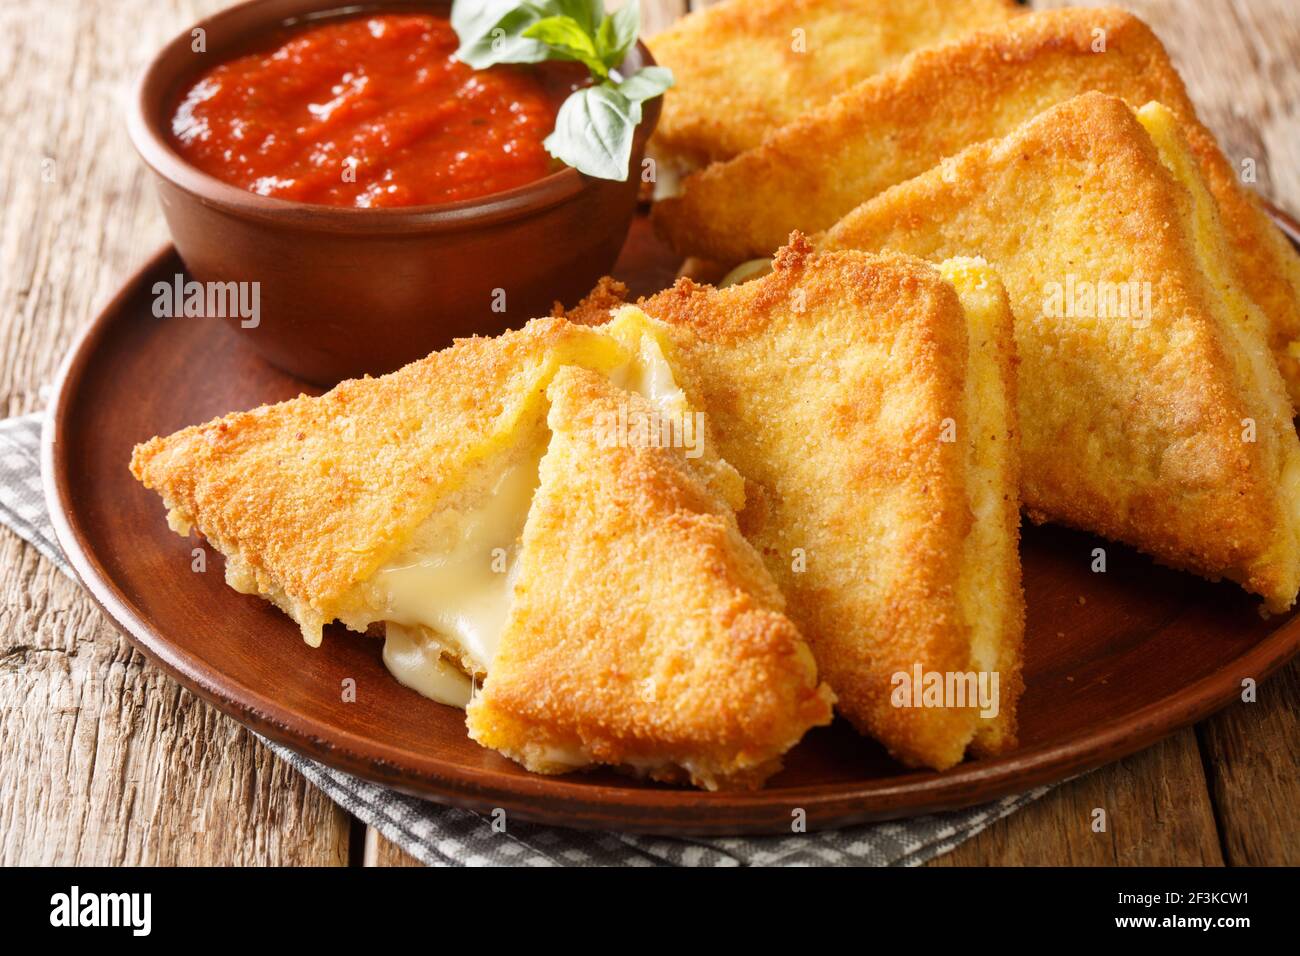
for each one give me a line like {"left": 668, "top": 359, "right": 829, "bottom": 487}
{"left": 130, "top": 2, "right": 1300, "bottom": 789}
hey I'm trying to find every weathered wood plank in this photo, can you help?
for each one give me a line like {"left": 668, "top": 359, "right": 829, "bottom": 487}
{"left": 1198, "top": 659, "right": 1300, "bottom": 865}
{"left": 932, "top": 731, "right": 1224, "bottom": 866}
{"left": 366, "top": 827, "right": 425, "bottom": 867}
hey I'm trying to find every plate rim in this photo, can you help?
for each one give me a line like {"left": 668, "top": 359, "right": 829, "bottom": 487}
{"left": 41, "top": 208, "right": 1300, "bottom": 835}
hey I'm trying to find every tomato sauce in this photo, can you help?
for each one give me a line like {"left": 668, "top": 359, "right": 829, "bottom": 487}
{"left": 169, "top": 12, "right": 579, "bottom": 207}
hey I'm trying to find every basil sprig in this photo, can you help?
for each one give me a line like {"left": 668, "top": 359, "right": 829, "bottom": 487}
{"left": 451, "top": 0, "right": 672, "bottom": 181}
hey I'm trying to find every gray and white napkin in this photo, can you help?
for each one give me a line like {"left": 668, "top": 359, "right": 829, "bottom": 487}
{"left": 1, "top": 411, "right": 1047, "bottom": 865}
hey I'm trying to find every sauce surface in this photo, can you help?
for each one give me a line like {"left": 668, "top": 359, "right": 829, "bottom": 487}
{"left": 169, "top": 13, "right": 576, "bottom": 207}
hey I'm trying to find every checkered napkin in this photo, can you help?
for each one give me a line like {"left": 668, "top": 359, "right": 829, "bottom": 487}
{"left": 2, "top": 411, "right": 1048, "bottom": 865}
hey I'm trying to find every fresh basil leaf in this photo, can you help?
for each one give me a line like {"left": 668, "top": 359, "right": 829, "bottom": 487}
{"left": 522, "top": 15, "right": 607, "bottom": 77}
{"left": 596, "top": 1, "right": 640, "bottom": 70}
{"left": 544, "top": 84, "right": 641, "bottom": 180}
{"left": 450, "top": 0, "right": 516, "bottom": 43}
{"left": 547, "top": 0, "right": 605, "bottom": 35}
{"left": 452, "top": 0, "right": 663, "bottom": 180}
{"left": 616, "top": 65, "right": 673, "bottom": 103}
{"left": 453, "top": 0, "right": 550, "bottom": 68}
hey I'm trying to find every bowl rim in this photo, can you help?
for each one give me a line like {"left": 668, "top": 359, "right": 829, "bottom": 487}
{"left": 126, "top": 0, "right": 661, "bottom": 232}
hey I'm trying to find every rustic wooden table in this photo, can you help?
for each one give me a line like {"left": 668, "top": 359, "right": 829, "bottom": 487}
{"left": 2, "top": 0, "right": 1297, "bottom": 866}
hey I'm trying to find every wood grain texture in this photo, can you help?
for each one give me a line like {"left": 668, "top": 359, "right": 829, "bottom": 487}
{"left": 934, "top": 732, "right": 1224, "bottom": 866}
{"left": 0, "top": 0, "right": 350, "bottom": 866}
{"left": 365, "top": 827, "right": 424, "bottom": 867}
{"left": 1197, "top": 660, "right": 1300, "bottom": 865}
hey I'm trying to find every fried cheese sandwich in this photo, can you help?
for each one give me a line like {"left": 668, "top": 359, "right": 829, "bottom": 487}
{"left": 646, "top": 0, "right": 1020, "bottom": 170}
{"left": 651, "top": 8, "right": 1300, "bottom": 405}
{"left": 467, "top": 365, "right": 834, "bottom": 788}
{"left": 822, "top": 92, "right": 1300, "bottom": 612}
{"left": 570, "top": 241, "right": 1024, "bottom": 770}
{"left": 130, "top": 314, "right": 832, "bottom": 789}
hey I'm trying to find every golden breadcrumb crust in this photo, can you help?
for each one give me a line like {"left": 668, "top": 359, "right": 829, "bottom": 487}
{"left": 646, "top": 0, "right": 1019, "bottom": 168}
{"left": 130, "top": 319, "right": 626, "bottom": 642}
{"left": 823, "top": 92, "right": 1300, "bottom": 611}
{"left": 595, "top": 239, "right": 1022, "bottom": 770}
{"left": 550, "top": 276, "right": 629, "bottom": 327}
{"left": 467, "top": 366, "right": 834, "bottom": 790}
{"left": 652, "top": 7, "right": 1300, "bottom": 408}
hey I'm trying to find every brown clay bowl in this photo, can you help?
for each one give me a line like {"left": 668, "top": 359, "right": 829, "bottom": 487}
{"left": 127, "top": 0, "right": 660, "bottom": 385}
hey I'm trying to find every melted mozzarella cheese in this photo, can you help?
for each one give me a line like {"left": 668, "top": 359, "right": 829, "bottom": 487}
{"left": 375, "top": 453, "right": 538, "bottom": 672}
{"left": 609, "top": 322, "right": 688, "bottom": 417}
{"left": 382, "top": 623, "right": 474, "bottom": 708}
{"left": 372, "top": 315, "right": 696, "bottom": 708}
{"left": 719, "top": 257, "right": 774, "bottom": 288}
{"left": 369, "top": 450, "right": 539, "bottom": 706}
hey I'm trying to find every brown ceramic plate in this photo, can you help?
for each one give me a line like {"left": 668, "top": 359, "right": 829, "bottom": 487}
{"left": 43, "top": 210, "right": 1300, "bottom": 836}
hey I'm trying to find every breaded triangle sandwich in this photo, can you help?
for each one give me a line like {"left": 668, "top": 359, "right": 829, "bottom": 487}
{"left": 821, "top": 92, "right": 1300, "bottom": 612}
{"left": 467, "top": 364, "right": 834, "bottom": 788}
{"left": 646, "top": 0, "right": 1020, "bottom": 170}
{"left": 130, "top": 313, "right": 833, "bottom": 789}
{"left": 568, "top": 240, "right": 1025, "bottom": 770}
{"left": 652, "top": 7, "right": 1300, "bottom": 406}
{"left": 131, "top": 319, "right": 626, "bottom": 649}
